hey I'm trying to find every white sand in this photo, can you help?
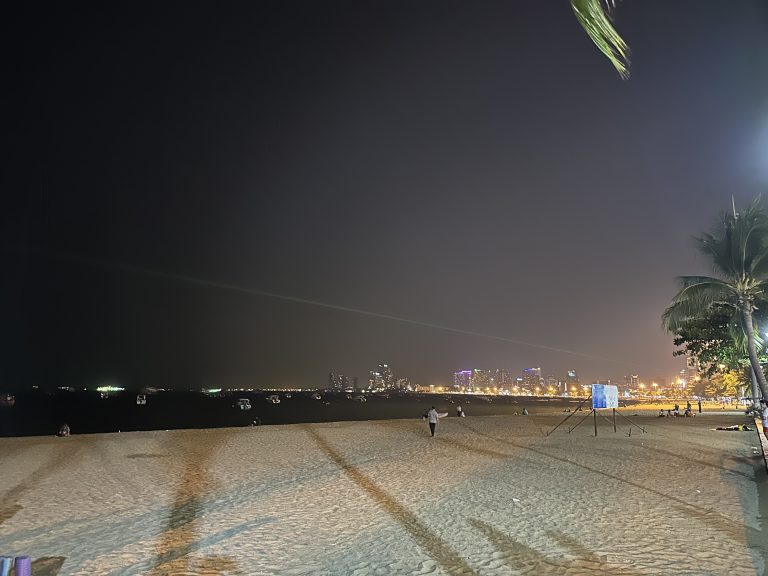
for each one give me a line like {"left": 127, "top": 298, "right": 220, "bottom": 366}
{"left": 1, "top": 414, "right": 766, "bottom": 575}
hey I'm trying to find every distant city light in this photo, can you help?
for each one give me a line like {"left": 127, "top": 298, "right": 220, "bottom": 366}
{"left": 96, "top": 385, "right": 124, "bottom": 393}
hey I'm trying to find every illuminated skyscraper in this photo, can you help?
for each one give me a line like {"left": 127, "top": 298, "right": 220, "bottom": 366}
{"left": 453, "top": 370, "right": 472, "bottom": 390}
{"left": 472, "top": 369, "right": 492, "bottom": 390}
{"left": 369, "top": 363, "right": 396, "bottom": 390}
{"left": 522, "top": 367, "right": 542, "bottom": 392}
{"left": 565, "top": 369, "right": 580, "bottom": 396}
{"left": 494, "top": 369, "right": 512, "bottom": 387}
{"left": 368, "top": 371, "right": 384, "bottom": 389}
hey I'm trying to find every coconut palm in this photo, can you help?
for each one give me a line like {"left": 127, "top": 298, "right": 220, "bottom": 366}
{"left": 662, "top": 197, "right": 768, "bottom": 402}
{"left": 571, "top": 0, "right": 630, "bottom": 78}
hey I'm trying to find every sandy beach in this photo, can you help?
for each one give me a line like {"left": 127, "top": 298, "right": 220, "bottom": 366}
{"left": 1, "top": 413, "right": 766, "bottom": 575}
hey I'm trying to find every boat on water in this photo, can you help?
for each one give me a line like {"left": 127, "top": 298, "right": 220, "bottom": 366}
{"left": 235, "top": 398, "right": 252, "bottom": 410}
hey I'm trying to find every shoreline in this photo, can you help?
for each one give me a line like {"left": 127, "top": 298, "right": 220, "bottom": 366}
{"left": 0, "top": 390, "right": 750, "bottom": 438}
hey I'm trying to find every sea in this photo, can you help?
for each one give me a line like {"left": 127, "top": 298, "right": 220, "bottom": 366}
{"left": 0, "top": 389, "right": 602, "bottom": 437}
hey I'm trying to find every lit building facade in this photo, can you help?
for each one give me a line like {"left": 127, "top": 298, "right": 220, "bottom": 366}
{"left": 522, "top": 367, "right": 542, "bottom": 393}
{"left": 453, "top": 370, "right": 472, "bottom": 390}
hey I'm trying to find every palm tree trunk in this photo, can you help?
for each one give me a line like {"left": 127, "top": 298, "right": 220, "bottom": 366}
{"left": 741, "top": 308, "right": 768, "bottom": 403}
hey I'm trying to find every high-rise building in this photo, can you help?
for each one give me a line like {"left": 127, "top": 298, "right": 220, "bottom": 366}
{"left": 329, "top": 372, "right": 358, "bottom": 390}
{"left": 545, "top": 376, "right": 559, "bottom": 394}
{"left": 522, "top": 367, "right": 542, "bottom": 393}
{"left": 494, "top": 369, "right": 513, "bottom": 387}
{"left": 621, "top": 374, "right": 639, "bottom": 395}
{"left": 472, "top": 369, "right": 492, "bottom": 391}
{"left": 368, "top": 363, "right": 397, "bottom": 390}
{"left": 368, "top": 371, "right": 384, "bottom": 389}
{"left": 565, "top": 369, "right": 580, "bottom": 396}
{"left": 453, "top": 370, "right": 472, "bottom": 390}
{"left": 377, "top": 363, "right": 395, "bottom": 389}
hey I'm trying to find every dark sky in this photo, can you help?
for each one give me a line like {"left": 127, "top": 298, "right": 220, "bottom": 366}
{"left": 3, "top": 1, "right": 768, "bottom": 390}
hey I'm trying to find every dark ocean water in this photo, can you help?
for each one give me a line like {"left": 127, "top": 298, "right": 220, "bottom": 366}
{"left": 0, "top": 390, "right": 607, "bottom": 437}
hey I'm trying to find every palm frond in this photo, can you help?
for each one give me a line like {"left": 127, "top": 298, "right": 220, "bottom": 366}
{"left": 748, "top": 248, "right": 768, "bottom": 279}
{"left": 662, "top": 276, "right": 734, "bottom": 333}
{"left": 696, "top": 232, "right": 736, "bottom": 279}
{"left": 571, "top": 0, "right": 630, "bottom": 79}
{"left": 696, "top": 197, "right": 768, "bottom": 279}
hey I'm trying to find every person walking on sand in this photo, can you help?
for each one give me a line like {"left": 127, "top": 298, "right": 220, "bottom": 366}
{"left": 427, "top": 406, "right": 439, "bottom": 437}
{"left": 698, "top": 399, "right": 702, "bottom": 414}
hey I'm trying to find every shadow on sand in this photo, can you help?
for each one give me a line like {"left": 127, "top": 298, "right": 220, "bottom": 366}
{"left": 146, "top": 430, "right": 245, "bottom": 576}
{"left": 303, "top": 424, "right": 477, "bottom": 575}
{"left": 469, "top": 519, "right": 646, "bottom": 575}
{"left": 0, "top": 442, "right": 82, "bottom": 526}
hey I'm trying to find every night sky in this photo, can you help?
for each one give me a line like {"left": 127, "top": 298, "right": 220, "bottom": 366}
{"left": 4, "top": 1, "right": 768, "bottom": 390}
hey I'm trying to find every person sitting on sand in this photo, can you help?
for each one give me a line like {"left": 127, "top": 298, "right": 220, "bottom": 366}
{"left": 57, "top": 423, "right": 70, "bottom": 437}
{"left": 658, "top": 409, "right": 665, "bottom": 417}
{"left": 667, "top": 409, "right": 673, "bottom": 417}
{"left": 522, "top": 407, "right": 529, "bottom": 416}
{"left": 457, "top": 405, "right": 463, "bottom": 417}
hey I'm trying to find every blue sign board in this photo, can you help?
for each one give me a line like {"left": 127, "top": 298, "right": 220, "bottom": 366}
{"left": 592, "top": 384, "right": 619, "bottom": 409}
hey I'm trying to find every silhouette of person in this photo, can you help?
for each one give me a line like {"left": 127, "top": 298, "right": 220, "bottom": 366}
{"left": 427, "top": 407, "right": 439, "bottom": 436}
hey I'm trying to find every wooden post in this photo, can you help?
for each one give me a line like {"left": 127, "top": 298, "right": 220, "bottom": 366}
{"left": 593, "top": 409, "right": 598, "bottom": 437}
{"left": 613, "top": 408, "right": 617, "bottom": 433}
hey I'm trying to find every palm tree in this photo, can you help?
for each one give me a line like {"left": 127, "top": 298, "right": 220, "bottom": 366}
{"left": 571, "top": 0, "right": 630, "bottom": 78}
{"left": 662, "top": 197, "right": 768, "bottom": 403}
